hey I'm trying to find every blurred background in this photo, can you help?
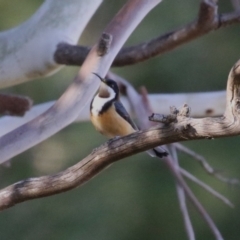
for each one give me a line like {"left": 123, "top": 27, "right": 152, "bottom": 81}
{"left": 0, "top": 0, "right": 239, "bottom": 239}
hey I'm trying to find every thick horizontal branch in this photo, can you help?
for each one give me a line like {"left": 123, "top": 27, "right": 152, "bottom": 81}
{"left": 55, "top": 1, "right": 240, "bottom": 67}
{"left": 0, "top": 57, "right": 239, "bottom": 210}
{"left": 0, "top": 104, "right": 239, "bottom": 210}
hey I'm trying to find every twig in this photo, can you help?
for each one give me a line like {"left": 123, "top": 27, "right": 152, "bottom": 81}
{"left": 175, "top": 143, "right": 216, "bottom": 174}
{"left": 180, "top": 168, "right": 234, "bottom": 208}
{"left": 164, "top": 156, "right": 224, "bottom": 240}
{"left": 169, "top": 145, "right": 195, "bottom": 240}
{"left": 175, "top": 143, "right": 240, "bottom": 186}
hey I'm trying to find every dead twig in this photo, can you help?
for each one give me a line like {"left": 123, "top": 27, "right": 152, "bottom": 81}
{"left": 163, "top": 156, "right": 224, "bottom": 240}
{"left": 169, "top": 145, "right": 195, "bottom": 240}
{"left": 180, "top": 168, "right": 234, "bottom": 208}
{"left": 174, "top": 143, "right": 240, "bottom": 186}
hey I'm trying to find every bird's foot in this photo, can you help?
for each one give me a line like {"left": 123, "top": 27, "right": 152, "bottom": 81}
{"left": 107, "top": 136, "right": 121, "bottom": 144}
{"left": 92, "top": 136, "right": 121, "bottom": 154}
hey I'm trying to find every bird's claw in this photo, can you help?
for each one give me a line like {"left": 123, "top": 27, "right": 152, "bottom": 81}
{"left": 107, "top": 136, "right": 121, "bottom": 144}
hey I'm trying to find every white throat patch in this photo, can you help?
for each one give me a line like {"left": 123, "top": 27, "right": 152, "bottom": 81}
{"left": 91, "top": 86, "right": 115, "bottom": 116}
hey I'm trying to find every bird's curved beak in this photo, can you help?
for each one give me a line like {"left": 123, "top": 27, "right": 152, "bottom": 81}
{"left": 92, "top": 72, "right": 109, "bottom": 98}
{"left": 92, "top": 72, "right": 105, "bottom": 83}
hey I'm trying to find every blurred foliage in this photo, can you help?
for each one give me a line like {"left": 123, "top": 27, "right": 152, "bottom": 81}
{"left": 0, "top": 0, "right": 240, "bottom": 239}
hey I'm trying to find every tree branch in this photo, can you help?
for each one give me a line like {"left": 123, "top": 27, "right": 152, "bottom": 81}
{"left": 169, "top": 145, "right": 195, "bottom": 240}
{"left": 0, "top": 58, "right": 239, "bottom": 211}
{"left": 163, "top": 156, "right": 224, "bottom": 240}
{"left": 175, "top": 143, "right": 240, "bottom": 185}
{"left": 149, "top": 58, "right": 240, "bottom": 139}
{"left": 180, "top": 168, "right": 234, "bottom": 208}
{"left": 55, "top": 0, "right": 240, "bottom": 67}
{"left": 0, "top": 90, "right": 225, "bottom": 138}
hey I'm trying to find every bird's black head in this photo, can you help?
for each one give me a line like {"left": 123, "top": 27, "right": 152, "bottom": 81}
{"left": 93, "top": 73, "right": 119, "bottom": 98}
{"left": 104, "top": 79, "right": 119, "bottom": 95}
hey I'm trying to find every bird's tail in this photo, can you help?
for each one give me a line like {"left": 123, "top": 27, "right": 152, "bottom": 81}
{"left": 147, "top": 146, "right": 168, "bottom": 158}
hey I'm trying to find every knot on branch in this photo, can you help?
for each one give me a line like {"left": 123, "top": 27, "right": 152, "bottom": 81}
{"left": 0, "top": 94, "right": 32, "bottom": 116}
{"left": 149, "top": 104, "right": 191, "bottom": 124}
{"left": 149, "top": 104, "right": 197, "bottom": 138}
{"left": 149, "top": 113, "right": 176, "bottom": 124}
{"left": 179, "top": 104, "right": 191, "bottom": 117}
{"left": 54, "top": 43, "right": 90, "bottom": 65}
{"left": 97, "top": 32, "right": 113, "bottom": 56}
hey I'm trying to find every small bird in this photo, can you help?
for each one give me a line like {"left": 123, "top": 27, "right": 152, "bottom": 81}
{"left": 90, "top": 73, "right": 168, "bottom": 158}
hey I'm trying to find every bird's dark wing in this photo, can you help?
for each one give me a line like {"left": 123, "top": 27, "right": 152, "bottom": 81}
{"left": 114, "top": 101, "right": 168, "bottom": 157}
{"left": 114, "top": 101, "right": 138, "bottom": 130}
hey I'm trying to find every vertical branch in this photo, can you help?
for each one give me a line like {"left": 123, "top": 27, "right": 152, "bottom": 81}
{"left": 169, "top": 145, "right": 195, "bottom": 240}
{"left": 163, "top": 157, "right": 224, "bottom": 240}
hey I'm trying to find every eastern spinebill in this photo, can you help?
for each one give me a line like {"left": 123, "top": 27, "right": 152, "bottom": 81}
{"left": 90, "top": 73, "right": 168, "bottom": 158}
